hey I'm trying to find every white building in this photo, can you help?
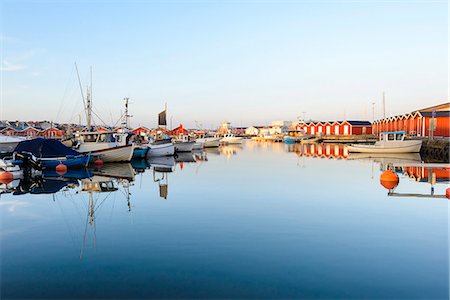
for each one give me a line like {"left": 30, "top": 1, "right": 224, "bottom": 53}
{"left": 245, "top": 126, "right": 259, "bottom": 136}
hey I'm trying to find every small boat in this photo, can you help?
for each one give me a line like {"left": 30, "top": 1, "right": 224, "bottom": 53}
{"left": 14, "top": 138, "right": 90, "bottom": 168}
{"left": 220, "top": 133, "right": 243, "bottom": 144}
{"left": 173, "top": 136, "right": 195, "bottom": 152}
{"left": 148, "top": 138, "right": 175, "bottom": 157}
{"left": 133, "top": 145, "right": 149, "bottom": 159}
{"left": 0, "top": 136, "right": 27, "bottom": 154}
{"left": 347, "top": 131, "right": 422, "bottom": 153}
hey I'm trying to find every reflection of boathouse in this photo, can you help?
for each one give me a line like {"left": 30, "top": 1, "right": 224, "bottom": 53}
{"left": 402, "top": 166, "right": 450, "bottom": 183}
{"left": 291, "top": 144, "right": 349, "bottom": 159}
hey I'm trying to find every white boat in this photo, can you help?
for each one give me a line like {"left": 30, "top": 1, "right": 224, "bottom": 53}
{"left": 148, "top": 139, "right": 175, "bottom": 157}
{"left": 149, "top": 155, "right": 175, "bottom": 172}
{"left": 74, "top": 132, "right": 135, "bottom": 162}
{"left": 173, "top": 136, "right": 195, "bottom": 152}
{"left": 0, "top": 136, "right": 26, "bottom": 154}
{"left": 220, "top": 133, "right": 243, "bottom": 144}
{"left": 347, "top": 131, "right": 422, "bottom": 153}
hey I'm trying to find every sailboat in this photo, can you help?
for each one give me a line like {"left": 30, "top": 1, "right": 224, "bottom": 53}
{"left": 72, "top": 65, "right": 135, "bottom": 162}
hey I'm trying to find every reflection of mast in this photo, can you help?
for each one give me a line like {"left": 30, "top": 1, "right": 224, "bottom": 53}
{"left": 80, "top": 191, "right": 96, "bottom": 260}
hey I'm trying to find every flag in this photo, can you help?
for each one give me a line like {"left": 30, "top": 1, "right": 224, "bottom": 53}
{"left": 158, "top": 110, "right": 167, "bottom": 126}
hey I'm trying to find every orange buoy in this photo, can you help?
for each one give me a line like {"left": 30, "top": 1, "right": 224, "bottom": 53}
{"left": 55, "top": 163, "right": 67, "bottom": 175}
{"left": 446, "top": 188, "right": 450, "bottom": 200}
{"left": 0, "top": 171, "right": 14, "bottom": 184}
{"left": 380, "top": 170, "right": 399, "bottom": 190}
{"left": 94, "top": 159, "right": 104, "bottom": 167}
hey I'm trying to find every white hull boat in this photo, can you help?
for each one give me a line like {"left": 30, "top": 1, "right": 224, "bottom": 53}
{"left": 89, "top": 144, "right": 135, "bottom": 162}
{"left": 220, "top": 135, "right": 243, "bottom": 144}
{"left": 197, "top": 138, "right": 220, "bottom": 148}
{"left": 347, "top": 131, "right": 422, "bottom": 153}
{"left": 148, "top": 142, "right": 175, "bottom": 157}
{"left": 174, "top": 141, "right": 195, "bottom": 152}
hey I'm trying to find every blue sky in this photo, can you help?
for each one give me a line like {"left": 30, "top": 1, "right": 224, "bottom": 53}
{"left": 1, "top": 0, "right": 447, "bottom": 128}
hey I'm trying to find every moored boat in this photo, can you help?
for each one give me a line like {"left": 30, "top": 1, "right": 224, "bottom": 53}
{"left": 220, "top": 133, "right": 243, "bottom": 144}
{"left": 74, "top": 132, "right": 135, "bottom": 162}
{"left": 14, "top": 138, "right": 90, "bottom": 168}
{"left": 148, "top": 138, "right": 175, "bottom": 157}
{"left": 347, "top": 131, "right": 422, "bottom": 153}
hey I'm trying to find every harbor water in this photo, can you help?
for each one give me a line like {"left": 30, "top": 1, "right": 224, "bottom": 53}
{"left": 1, "top": 141, "right": 448, "bottom": 299}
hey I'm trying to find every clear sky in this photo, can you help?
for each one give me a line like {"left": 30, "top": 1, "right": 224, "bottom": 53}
{"left": 1, "top": 0, "right": 447, "bottom": 129}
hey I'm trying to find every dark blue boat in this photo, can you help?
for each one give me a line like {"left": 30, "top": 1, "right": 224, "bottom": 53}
{"left": 14, "top": 138, "right": 90, "bottom": 169}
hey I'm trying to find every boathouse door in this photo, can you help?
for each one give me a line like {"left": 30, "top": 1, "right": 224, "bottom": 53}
{"left": 343, "top": 125, "right": 349, "bottom": 135}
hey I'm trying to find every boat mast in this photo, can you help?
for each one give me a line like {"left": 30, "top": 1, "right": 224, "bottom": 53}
{"left": 122, "top": 97, "right": 132, "bottom": 129}
{"left": 75, "top": 63, "right": 92, "bottom": 131}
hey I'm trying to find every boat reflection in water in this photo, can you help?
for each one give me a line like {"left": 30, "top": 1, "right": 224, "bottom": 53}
{"left": 150, "top": 156, "right": 175, "bottom": 199}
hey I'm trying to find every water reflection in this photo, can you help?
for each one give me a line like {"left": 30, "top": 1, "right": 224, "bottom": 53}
{"left": 1, "top": 142, "right": 448, "bottom": 299}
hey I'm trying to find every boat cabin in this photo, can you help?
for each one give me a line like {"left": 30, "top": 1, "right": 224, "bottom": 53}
{"left": 379, "top": 131, "right": 406, "bottom": 142}
{"left": 75, "top": 131, "right": 132, "bottom": 145}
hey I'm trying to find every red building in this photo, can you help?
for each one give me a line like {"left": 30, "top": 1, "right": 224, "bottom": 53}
{"left": 169, "top": 124, "right": 188, "bottom": 136}
{"left": 372, "top": 103, "right": 450, "bottom": 137}
{"left": 132, "top": 126, "right": 151, "bottom": 136}
{"left": 41, "top": 127, "right": 65, "bottom": 138}
{"left": 303, "top": 120, "right": 372, "bottom": 136}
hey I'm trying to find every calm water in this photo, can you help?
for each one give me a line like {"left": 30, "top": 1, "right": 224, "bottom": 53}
{"left": 1, "top": 141, "right": 448, "bottom": 299}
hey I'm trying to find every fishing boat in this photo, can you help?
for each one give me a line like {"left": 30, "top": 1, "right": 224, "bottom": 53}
{"left": 74, "top": 132, "right": 135, "bottom": 162}
{"left": 0, "top": 136, "right": 27, "bottom": 154}
{"left": 220, "top": 133, "right": 243, "bottom": 144}
{"left": 347, "top": 131, "right": 422, "bottom": 153}
{"left": 195, "top": 133, "right": 221, "bottom": 148}
{"left": 148, "top": 138, "right": 175, "bottom": 157}
{"left": 15, "top": 138, "right": 90, "bottom": 168}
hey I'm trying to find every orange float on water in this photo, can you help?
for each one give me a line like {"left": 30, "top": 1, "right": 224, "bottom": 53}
{"left": 380, "top": 170, "right": 399, "bottom": 190}
{"left": 0, "top": 171, "right": 14, "bottom": 184}
{"left": 55, "top": 163, "right": 67, "bottom": 175}
{"left": 94, "top": 159, "right": 104, "bottom": 167}
{"left": 446, "top": 188, "right": 450, "bottom": 200}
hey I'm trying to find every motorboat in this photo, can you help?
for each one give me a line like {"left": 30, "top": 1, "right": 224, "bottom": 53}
{"left": 74, "top": 132, "right": 135, "bottom": 162}
{"left": 196, "top": 136, "right": 220, "bottom": 148}
{"left": 14, "top": 138, "right": 90, "bottom": 168}
{"left": 173, "top": 136, "right": 195, "bottom": 152}
{"left": 0, "top": 136, "right": 27, "bottom": 154}
{"left": 220, "top": 133, "right": 243, "bottom": 144}
{"left": 192, "top": 142, "right": 203, "bottom": 150}
{"left": 347, "top": 131, "right": 422, "bottom": 153}
{"left": 148, "top": 138, "right": 175, "bottom": 157}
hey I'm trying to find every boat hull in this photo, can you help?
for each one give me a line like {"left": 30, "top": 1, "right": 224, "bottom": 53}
{"left": 148, "top": 143, "right": 175, "bottom": 157}
{"left": 221, "top": 137, "right": 243, "bottom": 144}
{"left": 82, "top": 144, "right": 135, "bottom": 162}
{"left": 347, "top": 140, "right": 422, "bottom": 153}
{"left": 197, "top": 138, "right": 220, "bottom": 148}
{"left": 174, "top": 141, "right": 195, "bottom": 152}
{"left": 41, "top": 155, "right": 90, "bottom": 168}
